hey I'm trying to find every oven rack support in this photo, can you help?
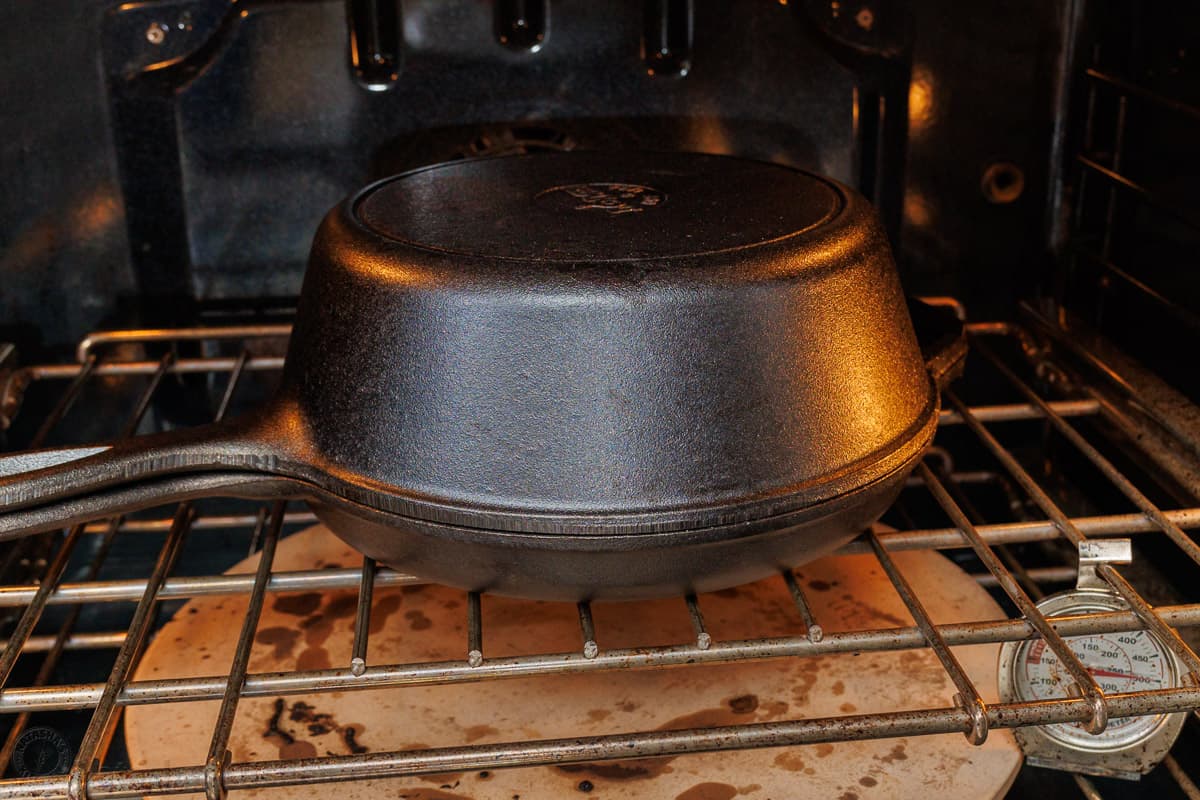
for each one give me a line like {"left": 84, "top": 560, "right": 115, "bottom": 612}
{"left": 0, "top": 321, "right": 1198, "bottom": 797}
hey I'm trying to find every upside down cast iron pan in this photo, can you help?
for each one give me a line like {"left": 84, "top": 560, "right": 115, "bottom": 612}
{"left": 0, "top": 152, "right": 964, "bottom": 600}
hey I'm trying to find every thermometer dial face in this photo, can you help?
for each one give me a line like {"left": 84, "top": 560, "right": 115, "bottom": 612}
{"left": 1002, "top": 589, "right": 1181, "bottom": 752}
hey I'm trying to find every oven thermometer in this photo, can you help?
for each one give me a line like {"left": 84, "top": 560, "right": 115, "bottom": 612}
{"left": 997, "top": 542, "right": 1187, "bottom": 779}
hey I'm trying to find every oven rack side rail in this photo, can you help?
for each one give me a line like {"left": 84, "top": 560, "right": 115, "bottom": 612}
{"left": 0, "top": 319, "right": 1198, "bottom": 797}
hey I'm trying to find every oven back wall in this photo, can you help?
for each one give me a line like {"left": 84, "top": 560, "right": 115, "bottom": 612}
{"left": 0, "top": 0, "right": 1064, "bottom": 351}
{"left": 0, "top": 0, "right": 134, "bottom": 356}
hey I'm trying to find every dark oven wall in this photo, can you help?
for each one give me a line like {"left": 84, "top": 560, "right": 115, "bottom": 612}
{"left": 0, "top": 0, "right": 1065, "bottom": 354}
{"left": 1051, "top": 0, "right": 1200, "bottom": 402}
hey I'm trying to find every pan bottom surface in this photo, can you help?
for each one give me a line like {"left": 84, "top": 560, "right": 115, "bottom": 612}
{"left": 312, "top": 472, "right": 906, "bottom": 602}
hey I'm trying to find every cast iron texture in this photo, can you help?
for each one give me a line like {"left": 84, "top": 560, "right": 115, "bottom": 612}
{"left": 286, "top": 152, "right": 934, "bottom": 529}
{"left": 0, "top": 152, "right": 959, "bottom": 600}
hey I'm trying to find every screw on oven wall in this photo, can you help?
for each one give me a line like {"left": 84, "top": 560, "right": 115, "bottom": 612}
{"left": 145, "top": 23, "right": 167, "bottom": 45}
{"left": 981, "top": 162, "right": 1025, "bottom": 204}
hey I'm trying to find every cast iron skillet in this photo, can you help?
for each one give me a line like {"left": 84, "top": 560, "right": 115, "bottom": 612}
{"left": 0, "top": 152, "right": 964, "bottom": 600}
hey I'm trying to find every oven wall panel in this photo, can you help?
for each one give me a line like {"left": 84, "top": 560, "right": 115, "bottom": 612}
{"left": 0, "top": 0, "right": 1070, "bottom": 349}
{"left": 0, "top": 1, "right": 134, "bottom": 356}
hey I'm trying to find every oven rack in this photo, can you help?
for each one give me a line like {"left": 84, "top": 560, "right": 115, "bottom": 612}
{"left": 0, "top": 318, "right": 1198, "bottom": 798}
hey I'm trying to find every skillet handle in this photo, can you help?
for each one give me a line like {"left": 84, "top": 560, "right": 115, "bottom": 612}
{"left": 0, "top": 417, "right": 291, "bottom": 520}
{"left": 909, "top": 296, "right": 968, "bottom": 392}
{"left": 0, "top": 472, "right": 304, "bottom": 542}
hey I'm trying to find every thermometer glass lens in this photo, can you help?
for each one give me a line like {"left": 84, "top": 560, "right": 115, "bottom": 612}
{"left": 1014, "top": 613, "right": 1174, "bottom": 749}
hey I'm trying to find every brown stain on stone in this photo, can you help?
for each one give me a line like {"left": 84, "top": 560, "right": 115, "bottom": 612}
{"left": 789, "top": 660, "right": 821, "bottom": 704}
{"left": 556, "top": 759, "right": 672, "bottom": 782}
{"left": 758, "top": 700, "right": 789, "bottom": 720}
{"left": 816, "top": 744, "right": 835, "bottom": 758}
{"left": 808, "top": 580, "right": 833, "bottom": 592}
{"left": 263, "top": 696, "right": 371, "bottom": 760}
{"left": 300, "top": 614, "right": 334, "bottom": 648}
{"left": 840, "top": 702, "right": 858, "bottom": 713}
{"left": 726, "top": 694, "right": 758, "bottom": 714}
{"left": 296, "top": 646, "right": 331, "bottom": 671}
{"left": 274, "top": 593, "right": 322, "bottom": 616}
{"left": 265, "top": 697, "right": 321, "bottom": 760}
{"left": 675, "top": 782, "right": 738, "bottom": 800}
{"left": 658, "top": 706, "right": 743, "bottom": 731}
{"left": 279, "top": 740, "right": 318, "bottom": 759}
{"left": 397, "top": 790, "right": 475, "bottom": 800}
{"left": 548, "top": 707, "right": 763, "bottom": 782}
{"left": 859, "top": 776, "right": 878, "bottom": 787}
{"left": 879, "top": 743, "right": 908, "bottom": 763}
{"left": 846, "top": 599, "right": 907, "bottom": 628}
{"left": 895, "top": 651, "right": 950, "bottom": 690}
{"left": 831, "top": 680, "right": 845, "bottom": 696}
{"left": 401, "top": 584, "right": 428, "bottom": 595}
{"left": 342, "top": 725, "right": 367, "bottom": 754}
{"left": 324, "top": 594, "right": 359, "bottom": 619}
{"left": 617, "top": 700, "right": 640, "bottom": 713}
{"left": 369, "top": 594, "right": 404, "bottom": 634}
{"left": 838, "top": 793, "right": 859, "bottom": 800}
{"left": 421, "top": 771, "right": 467, "bottom": 786}
{"left": 289, "top": 701, "right": 335, "bottom": 736}
{"left": 406, "top": 609, "right": 433, "bottom": 631}
{"left": 263, "top": 698, "right": 295, "bottom": 751}
{"left": 464, "top": 724, "right": 499, "bottom": 743}
{"left": 255, "top": 627, "right": 299, "bottom": 660}
{"left": 737, "top": 785, "right": 761, "bottom": 795}
{"left": 587, "top": 709, "right": 611, "bottom": 722}
{"left": 772, "top": 751, "right": 806, "bottom": 772}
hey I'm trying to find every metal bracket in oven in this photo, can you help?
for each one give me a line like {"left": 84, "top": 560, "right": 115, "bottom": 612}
{"left": 1076, "top": 538, "right": 1132, "bottom": 590}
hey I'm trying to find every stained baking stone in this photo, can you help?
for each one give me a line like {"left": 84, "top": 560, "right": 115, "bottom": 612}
{"left": 126, "top": 524, "right": 1022, "bottom": 799}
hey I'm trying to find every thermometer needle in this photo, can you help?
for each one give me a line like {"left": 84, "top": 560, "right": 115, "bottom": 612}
{"left": 1085, "top": 667, "right": 1155, "bottom": 683}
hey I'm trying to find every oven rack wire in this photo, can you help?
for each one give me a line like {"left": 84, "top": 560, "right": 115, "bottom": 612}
{"left": 0, "top": 319, "right": 1197, "bottom": 798}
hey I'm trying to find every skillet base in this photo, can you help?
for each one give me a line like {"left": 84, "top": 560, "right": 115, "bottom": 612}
{"left": 312, "top": 465, "right": 908, "bottom": 601}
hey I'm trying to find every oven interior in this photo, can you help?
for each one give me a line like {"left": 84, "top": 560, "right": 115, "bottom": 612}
{"left": 1, "top": 0, "right": 1199, "bottom": 797}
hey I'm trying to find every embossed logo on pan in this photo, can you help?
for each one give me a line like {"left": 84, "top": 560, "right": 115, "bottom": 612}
{"left": 537, "top": 183, "right": 666, "bottom": 215}
{"left": 12, "top": 727, "right": 72, "bottom": 777}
